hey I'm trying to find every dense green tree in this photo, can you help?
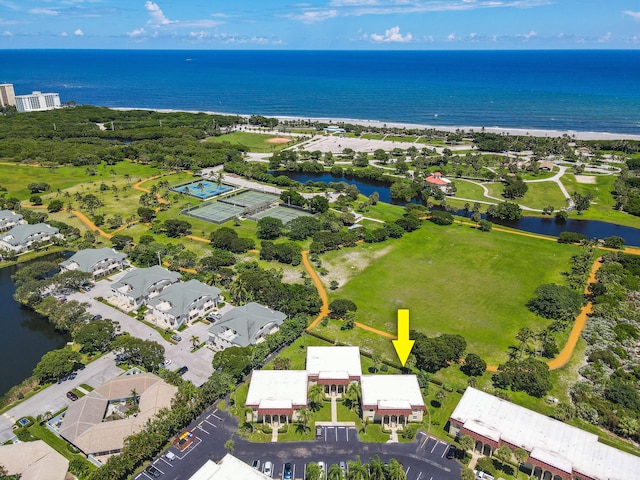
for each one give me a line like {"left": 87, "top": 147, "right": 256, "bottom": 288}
{"left": 113, "top": 336, "right": 164, "bottom": 372}
{"left": 486, "top": 201, "right": 522, "bottom": 220}
{"left": 257, "top": 217, "right": 284, "bottom": 240}
{"left": 111, "top": 234, "right": 133, "bottom": 250}
{"left": 212, "top": 346, "right": 252, "bottom": 382}
{"left": 329, "top": 298, "right": 357, "bottom": 318}
{"left": 163, "top": 219, "right": 192, "bottom": 237}
{"left": 73, "top": 319, "right": 119, "bottom": 353}
{"left": 462, "top": 353, "right": 487, "bottom": 376}
{"left": 286, "top": 216, "right": 322, "bottom": 240}
{"left": 33, "top": 348, "right": 81, "bottom": 383}
{"left": 47, "top": 199, "right": 64, "bottom": 212}
{"left": 492, "top": 357, "right": 552, "bottom": 397}
{"left": 503, "top": 176, "right": 528, "bottom": 199}
{"left": 572, "top": 192, "right": 594, "bottom": 214}
{"left": 526, "top": 283, "right": 584, "bottom": 321}
{"left": 137, "top": 206, "right": 156, "bottom": 222}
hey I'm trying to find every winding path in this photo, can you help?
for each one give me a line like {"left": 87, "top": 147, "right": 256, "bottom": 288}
{"left": 302, "top": 250, "right": 330, "bottom": 330}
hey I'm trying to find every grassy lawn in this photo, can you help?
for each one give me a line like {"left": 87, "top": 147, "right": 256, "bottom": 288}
{"left": 360, "top": 423, "right": 390, "bottom": 442}
{"left": 207, "top": 132, "right": 293, "bottom": 152}
{"left": 28, "top": 422, "right": 95, "bottom": 471}
{"left": 336, "top": 401, "right": 361, "bottom": 424}
{"left": 453, "top": 179, "right": 489, "bottom": 203}
{"left": 263, "top": 334, "right": 333, "bottom": 371}
{"left": 561, "top": 174, "right": 640, "bottom": 228}
{"left": 385, "top": 135, "right": 418, "bottom": 143}
{"left": 518, "top": 181, "right": 568, "bottom": 210}
{"left": 325, "top": 223, "right": 580, "bottom": 365}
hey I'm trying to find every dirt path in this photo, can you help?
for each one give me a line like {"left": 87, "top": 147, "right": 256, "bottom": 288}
{"left": 303, "top": 250, "right": 330, "bottom": 330}
{"left": 71, "top": 209, "right": 113, "bottom": 239}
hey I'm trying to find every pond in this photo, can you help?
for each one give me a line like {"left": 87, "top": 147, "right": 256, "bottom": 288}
{"left": 0, "top": 252, "right": 72, "bottom": 397}
{"left": 276, "top": 171, "right": 640, "bottom": 247}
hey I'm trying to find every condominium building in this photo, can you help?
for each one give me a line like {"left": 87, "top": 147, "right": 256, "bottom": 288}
{"left": 15, "top": 91, "right": 61, "bottom": 112}
{"left": 0, "top": 84, "right": 16, "bottom": 108}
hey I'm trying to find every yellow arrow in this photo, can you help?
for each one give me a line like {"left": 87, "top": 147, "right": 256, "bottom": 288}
{"left": 392, "top": 309, "right": 415, "bottom": 367}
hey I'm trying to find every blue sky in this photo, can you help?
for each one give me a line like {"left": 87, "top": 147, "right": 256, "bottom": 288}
{"left": 0, "top": 1, "right": 639, "bottom": 49}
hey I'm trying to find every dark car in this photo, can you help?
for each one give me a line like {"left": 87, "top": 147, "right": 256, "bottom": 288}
{"left": 177, "top": 366, "right": 188, "bottom": 375}
{"left": 446, "top": 445, "right": 457, "bottom": 459}
{"left": 145, "top": 464, "right": 161, "bottom": 478}
{"left": 284, "top": 462, "right": 293, "bottom": 479}
{"left": 66, "top": 391, "right": 78, "bottom": 401}
{"left": 91, "top": 314, "right": 102, "bottom": 321}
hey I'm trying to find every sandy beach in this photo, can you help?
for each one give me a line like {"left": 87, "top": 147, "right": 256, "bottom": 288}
{"left": 112, "top": 107, "right": 640, "bottom": 141}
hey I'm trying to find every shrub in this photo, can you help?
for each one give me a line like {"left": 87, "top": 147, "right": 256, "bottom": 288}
{"left": 476, "top": 456, "right": 496, "bottom": 476}
{"left": 429, "top": 210, "right": 454, "bottom": 225}
{"left": 558, "top": 231, "right": 587, "bottom": 244}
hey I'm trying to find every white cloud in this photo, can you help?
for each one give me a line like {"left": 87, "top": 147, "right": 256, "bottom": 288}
{"left": 127, "top": 27, "right": 146, "bottom": 37}
{"left": 61, "top": 32, "right": 68, "bottom": 36}
{"left": 286, "top": 9, "right": 339, "bottom": 23}
{"left": 145, "top": 1, "right": 171, "bottom": 25}
{"left": 370, "top": 26, "right": 412, "bottom": 43}
{"left": 188, "top": 30, "right": 209, "bottom": 40}
{"left": 598, "top": 32, "right": 612, "bottom": 42}
{"left": 74, "top": 29, "right": 84, "bottom": 36}
{"left": 28, "top": 8, "right": 59, "bottom": 16}
{"left": 330, "top": 0, "right": 379, "bottom": 5}
{"left": 447, "top": 32, "right": 456, "bottom": 40}
{"left": 2, "top": 30, "right": 13, "bottom": 37}
{"left": 624, "top": 10, "right": 640, "bottom": 20}
{"left": 517, "top": 29, "right": 537, "bottom": 39}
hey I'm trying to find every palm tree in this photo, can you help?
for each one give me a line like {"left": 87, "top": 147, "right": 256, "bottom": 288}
{"left": 515, "top": 327, "right": 534, "bottom": 359}
{"left": 345, "top": 382, "right": 361, "bottom": 412}
{"left": 306, "top": 462, "right": 322, "bottom": 480}
{"left": 368, "top": 456, "right": 385, "bottom": 480}
{"left": 387, "top": 459, "right": 406, "bottom": 480}
{"left": 327, "top": 463, "right": 342, "bottom": 480}
{"left": 297, "top": 408, "right": 311, "bottom": 433}
{"left": 308, "top": 384, "right": 325, "bottom": 412}
{"left": 130, "top": 388, "right": 138, "bottom": 406}
{"left": 347, "top": 456, "right": 369, "bottom": 480}
{"left": 190, "top": 335, "right": 200, "bottom": 349}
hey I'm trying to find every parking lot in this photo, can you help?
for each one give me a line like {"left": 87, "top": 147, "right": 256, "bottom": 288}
{"left": 135, "top": 405, "right": 461, "bottom": 480}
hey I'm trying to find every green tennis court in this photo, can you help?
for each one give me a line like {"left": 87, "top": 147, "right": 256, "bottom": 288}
{"left": 220, "top": 190, "right": 277, "bottom": 208}
{"left": 249, "top": 206, "right": 311, "bottom": 223}
{"left": 186, "top": 202, "right": 243, "bottom": 224}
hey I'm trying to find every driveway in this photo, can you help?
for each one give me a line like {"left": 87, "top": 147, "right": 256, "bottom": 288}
{"left": 0, "top": 353, "right": 122, "bottom": 443}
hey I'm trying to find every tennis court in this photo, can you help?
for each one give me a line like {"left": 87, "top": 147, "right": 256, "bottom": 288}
{"left": 171, "top": 180, "right": 234, "bottom": 200}
{"left": 219, "top": 190, "right": 277, "bottom": 208}
{"left": 249, "top": 206, "right": 311, "bottom": 223}
{"left": 185, "top": 202, "right": 243, "bottom": 224}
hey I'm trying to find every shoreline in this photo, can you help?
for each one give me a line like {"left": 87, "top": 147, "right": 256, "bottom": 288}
{"left": 111, "top": 107, "right": 640, "bottom": 141}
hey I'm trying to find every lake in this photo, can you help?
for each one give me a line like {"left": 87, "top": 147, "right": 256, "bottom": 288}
{"left": 0, "top": 253, "right": 71, "bottom": 398}
{"left": 277, "top": 171, "right": 640, "bottom": 247}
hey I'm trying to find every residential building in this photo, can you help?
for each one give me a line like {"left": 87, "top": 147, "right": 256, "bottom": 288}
{"left": 15, "top": 91, "right": 61, "bottom": 112}
{"left": 58, "top": 373, "right": 177, "bottom": 461}
{"left": 449, "top": 387, "right": 640, "bottom": 480}
{"left": 59, "top": 247, "right": 127, "bottom": 278}
{"left": 360, "top": 375, "right": 425, "bottom": 427}
{"left": 0, "top": 222, "right": 61, "bottom": 253}
{"left": 0, "top": 440, "right": 69, "bottom": 480}
{"left": 147, "top": 279, "right": 221, "bottom": 329}
{"left": 207, "top": 302, "right": 286, "bottom": 350}
{"left": 190, "top": 454, "right": 271, "bottom": 480}
{"left": 0, "top": 209, "right": 25, "bottom": 232}
{"left": 306, "top": 346, "right": 362, "bottom": 397}
{"left": 245, "top": 370, "right": 308, "bottom": 426}
{"left": 425, "top": 172, "right": 452, "bottom": 192}
{"left": 0, "top": 83, "right": 16, "bottom": 108}
{"left": 110, "top": 265, "right": 181, "bottom": 310}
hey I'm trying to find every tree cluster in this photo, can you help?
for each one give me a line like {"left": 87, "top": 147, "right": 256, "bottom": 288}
{"left": 412, "top": 331, "right": 467, "bottom": 373}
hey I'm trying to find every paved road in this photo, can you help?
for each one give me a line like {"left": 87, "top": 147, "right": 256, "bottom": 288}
{"left": 0, "top": 353, "right": 121, "bottom": 443}
{"left": 136, "top": 407, "right": 461, "bottom": 480}
{"left": 68, "top": 275, "right": 215, "bottom": 386}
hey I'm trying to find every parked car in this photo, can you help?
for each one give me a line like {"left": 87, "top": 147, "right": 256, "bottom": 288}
{"left": 284, "top": 462, "right": 293, "bottom": 479}
{"left": 177, "top": 366, "right": 188, "bottom": 375}
{"left": 145, "top": 464, "right": 161, "bottom": 478}
{"left": 446, "top": 445, "right": 457, "bottom": 459}
{"left": 339, "top": 461, "right": 347, "bottom": 475}
{"left": 171, "top": 334, "right": 182, "bottom": 342}
{"left": 251, "top": 459, "right": 261, "bottom": 470}
{"left": 66, "top": 391, "right": 78, "bottom": 401}
{"left": 68, "top": 372, "right": 77, "bottom": 380}
{"left": 318, "top": 461, "right": 326, "bottom": 477}
{"left": 159, "top": 359, "right": 172, "bottom": 368}
{"left": 263, "top": 461, "right": 273, "bottom": 477}
{"left": 316, "top": 425, "right": 323, "bottom": 438}
{"left": 164, "top": 451, "right": 176, "bottom": 462}
{"left": 91, "top": 314, "right": 102, "bottom": 321}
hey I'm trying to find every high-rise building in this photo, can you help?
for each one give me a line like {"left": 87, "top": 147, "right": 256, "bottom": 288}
{"left": 15, "top": 91, "right": 61, "bottom": 113}
{"left": 0, "top": 84, "right": 16, "bottom": 108}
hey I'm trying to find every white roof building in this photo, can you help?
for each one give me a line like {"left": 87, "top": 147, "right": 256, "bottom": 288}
{"left": 15, "top": 91, "right": 61, "bottom": 112}
{"left": 190, "top": 454, "right": 270, "bottom": 480}
{"left": 245, "top": 370, "right": 308, "bottom": 419}
{"left": 361, "top": 375, "right": 424, "bottom": 412}
{"left": 449, "top": 387, "right": 640, "bottom": 480}
{"left": 306, "top": 346, "right": 362, "bottom": 384}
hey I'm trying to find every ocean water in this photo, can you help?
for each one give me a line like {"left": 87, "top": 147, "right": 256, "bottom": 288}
{"left": 1, "top": 50, "right": 639, "bottom": 134}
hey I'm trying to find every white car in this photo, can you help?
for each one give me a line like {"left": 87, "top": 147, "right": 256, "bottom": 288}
{"left": 263, "top": 461, "right": 273, "bottom": 478}
{"left": 318, "top": 461, "right": 326, "bottom": 478}
{"left": 164, "top": 451, "right": 176, "bottom": 461}
{"left": 160, "top": 359, "right": 172, "bottom": 368}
